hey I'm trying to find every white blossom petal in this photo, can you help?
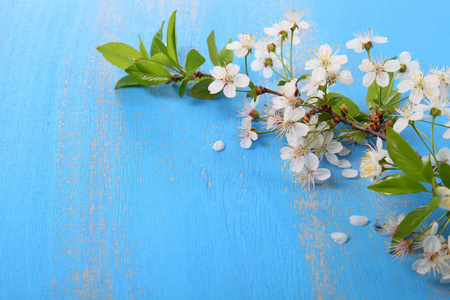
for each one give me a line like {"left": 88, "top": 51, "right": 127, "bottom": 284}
{"left": 342, "top": 169, "right": 358, "bottom": 178}
{"left": 350, "top": 215, "right": 369, "bottom": 226}
{"left": 212, "top": 141, "right": 225, "bottom": 152}
{"left": 330, "top": 232, "right": 348, "bottom": 244}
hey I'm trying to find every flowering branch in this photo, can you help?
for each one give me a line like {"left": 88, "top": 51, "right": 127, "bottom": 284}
{"left": 97, "top": 9, "right": 450, "bottom": 284}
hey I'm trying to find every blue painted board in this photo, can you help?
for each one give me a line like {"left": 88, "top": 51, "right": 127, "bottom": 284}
{"left": 0, "top": 0, "right": 449, "bottom": 298}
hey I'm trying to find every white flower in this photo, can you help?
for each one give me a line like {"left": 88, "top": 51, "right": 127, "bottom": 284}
{"left": 326, "top": 70, "right": 353, "bottom": 86}
{"left": 359, "top": 137, "right": 388, "bottom": 181}
{"left": 330, "top": 232, "right": 348, "bottom": 244}
{"left": 295, "top": 153, "right": 330, "bottom": 190}
{"left": 212, "top": 141, "right": 225, "bottom": 152}
{"left": 208, "top": 64, "right": 250, "bottom": 98}
{"left": 254, "top": 36, "right": 280, "bottom": 53}
{"left": 412, "top": 236, "right": 450, "bottom": 276}
{"left": 393, "top": 103, "right": 424, "bottom": 133}
{"left": 279, "top": 106, "right": 310, "bottom": 141}
{"left": 264, "top": 20, "right": 300, "bottom": 44}
{"left": 359, "top": 58, "right": 400, "bottom": 87}
{"left": 397, "top": 51, "right": 420, "bottom": 81}
{"left": 430, "top": 66, "right": 450, "bottom": 97}
{"left": 378, "top": 213, "right": 405, "bottom": 236}
{"left": 316, "top": 132, "right": 343, "bottom": 166}
{"left": 444, "top": 121, "right": 450, "bottom": 139}
{"left": 237, "top": 97, "right": 259, "bottom": 118}
{"left": 272, "top": 79, "right": 298, "bottom": 109}
{"left": 415, "top": 94, "right": 450, "bottom": 116}
{"left": 437, "top": 147, "right": 450, "bottom": 165}
{"left": 397, "top": 69, "right": 440, "bottom": 104}
{"left": 226, "top": 34, "right": 257, "bottom": 58}
{"left": 238, "top": 116, "right": 258, "bottom": 149}
{"left": 265, "top": 108, "right": 283, "bottom": 131}
{"left": 436, "top": 186, "right": 450, "bottom": 211}
{"left": 342, "top": 169, "right": 358, "bottom": 178}
{"left": 390, "top": 239, "right": 411, "bottom": 261}
{"left": 346, "top": 29, "right": 388, "bottom": 53}
{"left": 412, "top": 222, "right": 445, "bottom": 250}
{"left": 280, "top": 136, "right": 309, "bottom": 173}
{"left": 284, "top": 9, "right": 310, "bottom": 34}
{"left": 305, "top": 44, "right": 348, "bottom": 74}
{"left": 350, "top": 215, "right": 369, "bottom": 226}
{"left": 251, "top": 50, "right": 283, "bottom": 79}
{"left": 300, "top": 68, "right": 326, "bottom": 96}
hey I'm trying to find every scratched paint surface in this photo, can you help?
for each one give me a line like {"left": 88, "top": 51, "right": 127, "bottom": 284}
{"left": 1, "top": 0, "right": 450, "bottom": 298}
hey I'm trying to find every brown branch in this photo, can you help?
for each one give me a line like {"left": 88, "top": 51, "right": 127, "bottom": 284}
{"left": 165, "top": 71, "right": 213, "bottom": 84}
{"left": 166, "top": 72, "right": 387, "bottom": 140}
{"left": 256, "top": 86, "right": 387, "bottom": 141}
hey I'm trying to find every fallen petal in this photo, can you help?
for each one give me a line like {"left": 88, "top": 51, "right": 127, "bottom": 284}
{"left": 338, "top": 147, "right": 351, "bottom": 156}
{"left": 338, "top": 159, "right": 352, "bottom": 168}
{"left": 212, "top": 141, "right": 225, "bottom": 152}
{"left": 350, "top": 215, "right": 369, "bottom": 226}
{"left": 330, "top": 232, "right": 348, "bottom": 244}
{"left": 342, "top": 169, "right": 358, "bottom": 178}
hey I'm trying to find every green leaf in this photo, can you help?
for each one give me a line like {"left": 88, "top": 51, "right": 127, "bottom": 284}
{"left": 97, "top": 42, "right": 142, "bottom": 70}
{"left": 114, "top": 75, "right": 139, "bottom": 89}
{"left": 151, "top": 20, "right": 165, "bottom": 56}
{"left": 148, "top": 53, "right": 178, "bottom": 70}
{"left": 206, "top": 30, "right": 220, "bottom": 66}
{"left": 439, "top": 163, "right": 450, "bottom": 188}
{"left": 166, "top": 10, "right": 178, "bottom": 63}
{"left": 353, "top": 131, "right": 368, "bottom": 142}
{"left": 153, "top": 37, "right": 169, "bottom": 57}
{"left": 366, "top": 80, "right": 379, "bottom": 111}
{"left": 179, "top": 81, "right": 188, "bottom": 98}
{"left": 185, "top": 49, "right": 206, "bottom": 72}
{"left": 386, "top": 127, "right": 425, "bottom": 181}
{"left": 329, "top": 93, "right": 361, "bottom": 117}
{"left": 368, "top": 174, "right": 428, "bottom": 195}
{"left": 427, "top": 195, "right": 440, "bottom": 213}
{"left": 218, "top": 39, "right": 233, "bottom": 66}
{"left": 125, "top": 61, "right": 172, "bottom": 85}
{"left": 392, "top": 206, "right": 434, "bottom": 243}
{"left": 422, "top": 157, "right": 435, "bottom": 184}
{"left": 189, "top": 78, "right": 220, "bottom": 99}
{"left": 138, "top": 35, "right": 150, "bottom": 59}
{"left": 277, "top": 80, "right": 287, "bottom": 86}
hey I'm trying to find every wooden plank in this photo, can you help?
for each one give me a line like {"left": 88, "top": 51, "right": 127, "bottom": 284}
{"left": 0, "top": 0, "right": 449, "bottom": 298}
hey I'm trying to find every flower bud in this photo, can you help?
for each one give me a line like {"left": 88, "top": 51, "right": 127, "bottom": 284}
{"left": 399, "top": 64, "right": 407, "bottom": 73}
{"left": 369, "top": 114, "right": 377, "bottom": 122}
{"left": 267, "top": 43, "right": 276, "bottom": 53}
{"left": 364, "top": 41, "right": 373, "bottom": 51}
{"left": 264, "top": 57, "right": 273, "bottom": 68}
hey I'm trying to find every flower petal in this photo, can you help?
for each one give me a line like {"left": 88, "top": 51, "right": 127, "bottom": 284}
{"left": 376, "top": 72, "right": 390, "bottom": 87}
{"left": 208, "top": 80, "right": 225, "bottom": 93}
{"left": 330, "top": 232, "right": 348, "bottom": 244}
{"left": 234, "top": 74, "right": 250, "bottom": 88}
{"left": 223, "top": 83, "right": 236, "bottom": 98}
{"left": 212, "top": 141, "right": 225, "bottom": 152}
{"left": 342, "top": 169, "right": 358, "bottom": 178}
{"left": 399, "top": 51, "right": 411, "bottom": 64}
{"left": 362, "top": 72, "right": 376, "bottom": 87}
{"left": 349, "top": 215, "right": 369, "bottom": 226}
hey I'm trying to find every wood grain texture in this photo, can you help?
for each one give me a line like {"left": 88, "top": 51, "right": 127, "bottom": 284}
{"left": 1, "top": 0, "right": 449, "bottom": 298}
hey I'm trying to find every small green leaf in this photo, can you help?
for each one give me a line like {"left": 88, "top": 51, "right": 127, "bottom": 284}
{"left": 115, "top": 75, "right": 140, "bottom": 89}
{"left": 278, "top": 80, "right": 287, "bottom": 86}
{"left": 189, "top": 78, "right": 220, "bottom": 99}
{"left": 151, "top": 20, "right": 165, "bottom": 56}
{"left": 439, "top": 163, "right": 450, "bottom": 188}
{"left": 138, "top": 35, "right": 150, "bottom": 59}
{"left": 366, "top": 80, "right": 379, "bottom": 111}
{"left": 296, "top": 74, "right": 308, "bottom": 83}
{"left": 386, "top": 127, "right": 425, "bottom": 181}
{"left": 392, "top": 206, "right": 434, "bottom": 244}
{"left": 368, "top": 174, "right": 428, "bottom": 195}
{"left": 353, "top": 131, "right": 368, "bottom": 142}
{"left": 185, "top": 49, "right": 206, "bottom": 72}
{"left": 218, "top": 39, "right": 233, "bottom": 66}
{"left": 154, "top": 37, "right": 169, "bottom": 57}
{"left": 206, "top": 30, "right": 220, "bottom": 66}
{"left": 427, "top": 195, "right": 440, "bottom": 213}
{"left": 166, "top": 10, "right": 178, "bottom": 63}
{"left": 422, "top": 157, "right": 435, "bottom": 184}
{"left": 329, "top": 93, "right": 361, "bottom": 117}
{"left": 125, "top": 61, "right": 172, "bottom": 85}
{"left": 97, "top": 42, "right": 142, "bottom": 70}
{"left": 179, "top": 81, "right": 188, "bottom": 98}
{"left": 148, "top": 53, "right": 178, "bottom": 70}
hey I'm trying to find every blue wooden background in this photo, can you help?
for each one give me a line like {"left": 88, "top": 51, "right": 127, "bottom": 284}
{"left": 1, "top": 0, "right": 450, "bottom": 298}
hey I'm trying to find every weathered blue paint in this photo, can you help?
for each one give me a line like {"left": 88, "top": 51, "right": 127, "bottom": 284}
{"left": 0, "top": 0, "right": 449, "bottom": 298}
